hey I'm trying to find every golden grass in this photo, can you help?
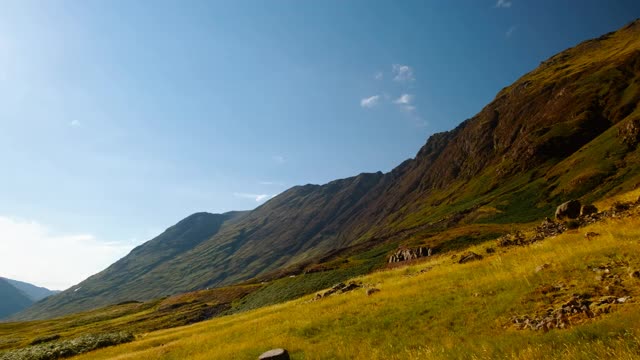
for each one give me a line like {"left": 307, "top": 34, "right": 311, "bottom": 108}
{"left": 72, "top": 213, "right": 640, "bottom": 360}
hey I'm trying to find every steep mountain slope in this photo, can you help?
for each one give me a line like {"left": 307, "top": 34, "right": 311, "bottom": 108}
{"left": 4, "top": 278, "right": 59, "bottom": 302}
{"left": 0, "top": 278, "right": 33, "bottom": 319}
{"left": 19, "top": 20, "right": 640, "bottom": 320}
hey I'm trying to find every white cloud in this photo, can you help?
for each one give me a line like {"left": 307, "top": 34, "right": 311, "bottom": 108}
{"left": 393, "top": 93, "right": 414, "bottom": 105}
{"left": 272, "top": 155, "right": 286, "bottom": 164}
{"left": 233, "top": 193, "right": 274, "bottom": 202}
{"left": 69, "top": 120, "right": 81, "bottom": 127}
{"left": 360, "top": 95, "right": 381, "bottom": 108}
{"left": 506, "top": 26, "right": 517, "bottom": 38}
{"left": 374, "top": 71, "right": 383, "bottom": 80}
{"left": 392, "top": 64, "right": 415, "bottom": 82}
{"left": 0, "top": 216, "right": 134, "bottom": 290}
{"left": 495, "top": 0, "right": 512, "bottom": 8}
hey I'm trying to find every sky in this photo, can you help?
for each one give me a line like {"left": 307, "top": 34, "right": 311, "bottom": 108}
{"left": 1, "top": 0, "right": 640, "bottom": 290}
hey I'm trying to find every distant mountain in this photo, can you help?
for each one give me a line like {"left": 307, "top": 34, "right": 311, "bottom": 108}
{"left": 0, "top": 277, "right": 59, "bottom": 320}
{"left": 17, "top": 20, "right": 640, "bottom": 320}
{"left": 0, "top": 278, "right": 34, "bottom": 319}
{"left": 5, "top": 278, "right": 60, "bottom": 302}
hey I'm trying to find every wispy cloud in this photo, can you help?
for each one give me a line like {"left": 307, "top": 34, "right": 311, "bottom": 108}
{"left": 393, "top": 93, "right": 414, "bottom": 105}
{"left": 0, "top": 216, "right": 134, "bottom": 290}
{"left": 392, "top": 64, "right": 415, "bottom": 82}
{"left": 272, "top": 155, "right": 286, "bottom": 164}
{"left": 69, "top": 120, "right": 81, "bottom": 127}
{"left": 374, "top": 71, "right": 383, "bottom": 80}
{"left": 360, "top": 95, "right": 381, "bottom": 108}
{"left": 495, "top": 0, "right": 512, "bottom": 8}
{"left": 506, "top": 26, "right": 517, "bottom": 38}
{"left": 233, "top": 192, "right": 274, "bottom": 202}
{"left": 394, "top": 93, "right": 416, "bottom": 113}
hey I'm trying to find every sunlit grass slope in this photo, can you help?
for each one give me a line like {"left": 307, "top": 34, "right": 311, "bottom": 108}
{"left": 73, "top": 205, "right": 640, "bottom": 359}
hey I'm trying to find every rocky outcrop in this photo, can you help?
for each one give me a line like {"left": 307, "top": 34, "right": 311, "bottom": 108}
{"left": 388, "top": 247, "right": 432, "bottom": 263}
{"left": 619, "top": 118, "right": 640, "bottom": 148}
{"left": 555, "top": 200, "right": 582, "bottom": 220}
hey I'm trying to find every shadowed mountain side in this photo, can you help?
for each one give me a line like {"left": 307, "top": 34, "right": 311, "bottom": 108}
{"left": 16, "top": 20, "right": 640, "bottom": 320}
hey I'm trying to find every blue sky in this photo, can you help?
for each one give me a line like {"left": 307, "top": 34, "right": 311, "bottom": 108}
{"left": 1, "top": 0, "right": 639, "bottom": 289}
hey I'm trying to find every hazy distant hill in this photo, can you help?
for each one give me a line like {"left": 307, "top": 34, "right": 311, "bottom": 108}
{"left": 18, "top": 19, "right": 640, "bottom": 320}
{"left": 0, "top": 279, "right": 34, "bottom": 319}
{"left": 4, "top": 278, "right": 60, "bottom": 302}
{"left": 0, "top": 277, "right": 59, "bottom": 319}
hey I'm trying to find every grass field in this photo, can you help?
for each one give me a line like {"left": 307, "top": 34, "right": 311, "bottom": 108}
{"left": 64, "top": 195, "right": 640, "bottom": 359}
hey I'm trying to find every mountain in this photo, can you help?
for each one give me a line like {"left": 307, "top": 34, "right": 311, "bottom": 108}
{"left": 0, "top": 278, "right": 59, "bottom": 319}
{"left": 17, "top": 20, "right": 640, "bottom": 320}
{"left": 4, "top": 278, "right": 59, "bottom": 302}
{"left": 0, "top": 278, "right": 34, "bottom": 319}
{"left": 11, "top": 211, "right": 248, "bottom": 320}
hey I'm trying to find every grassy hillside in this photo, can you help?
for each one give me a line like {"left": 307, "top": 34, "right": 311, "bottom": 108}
{"left": 1, "top": 193, "right": 639, "bottom": 359}
{"left": 56, "top": 190, "right": 640, "bottom": 360}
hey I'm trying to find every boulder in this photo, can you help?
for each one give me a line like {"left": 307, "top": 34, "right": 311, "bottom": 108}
{"left": 555, "top": 200, "right": 582, "bottom": 220}
{"left": 580, "top": 204, "right": 598, "bottom": 217}
{"left": 259, "top": 348, "right": 290, "bottom": 360}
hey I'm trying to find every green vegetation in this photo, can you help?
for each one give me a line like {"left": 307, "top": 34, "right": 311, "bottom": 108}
{"left": 0, "top": 332, "right": 133, "bottom": 360}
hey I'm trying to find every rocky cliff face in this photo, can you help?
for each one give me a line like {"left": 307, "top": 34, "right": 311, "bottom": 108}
{"left": 19, "top": 20, "right": 640, "bottom": 320}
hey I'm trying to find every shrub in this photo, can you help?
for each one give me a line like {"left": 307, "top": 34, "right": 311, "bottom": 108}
{"left": 0, "top": 332, "right": 134, "bottom": 360}
{"left": 29, "top": 335, "right": 61, "bottom": 346}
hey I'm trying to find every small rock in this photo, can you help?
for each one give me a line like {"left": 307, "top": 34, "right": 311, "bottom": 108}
{"left": 366, "top": 288, "right": 380, "bottom": 296}
{"left": 535, "top": 263, "right": 551, "bottom": 273}
{"left": 458, "top": 251, "right": 483, "bottom": 264}
{"left": 617, "top": 297, "right": 630, "bottom": 303}
{"left": 629, "top": 270, "right": 640, "bottom": 279}
{"left": 584, "top": 232, "right": 600, "bottom": 240}
{"left": 259, "top": 348, "right": 290, "bottom": 360}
